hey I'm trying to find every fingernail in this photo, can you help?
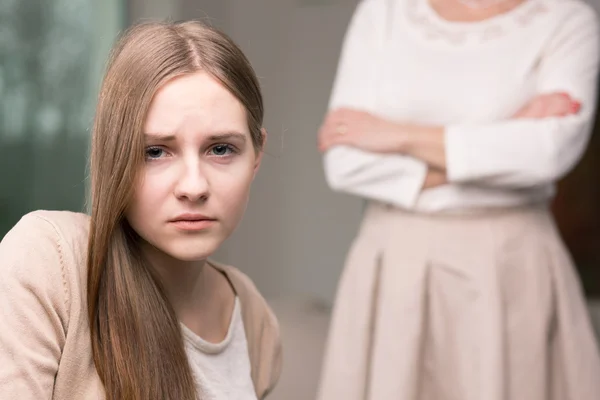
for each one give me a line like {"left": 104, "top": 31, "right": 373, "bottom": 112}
{"left": 572, "top": 102, "right": 581, "bottom": 112}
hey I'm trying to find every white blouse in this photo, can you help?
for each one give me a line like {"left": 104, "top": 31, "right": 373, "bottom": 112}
{"left": 323, "top": 0, "right": 600, "bottom": 213}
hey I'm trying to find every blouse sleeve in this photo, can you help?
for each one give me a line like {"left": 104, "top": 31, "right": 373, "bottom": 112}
{"left": 0, "top": 213, "right": 69, "bottom": 398}
{"left": 323, "top": 0, "right": 428, "bottom": 208}
{"left": 445, "top": 5, "right": 600, "bottom": 188}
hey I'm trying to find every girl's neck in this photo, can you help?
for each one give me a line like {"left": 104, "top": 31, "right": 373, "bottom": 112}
{"left": 140, "top": 241, "right": 236, "bottom": 343}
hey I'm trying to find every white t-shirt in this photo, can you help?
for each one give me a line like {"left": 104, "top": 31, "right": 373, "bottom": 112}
{"left": 324, "top": 0, "right": 599, "bottom": 213}
{"left": 181, "top": 297, "right": 257, "bottom": 400}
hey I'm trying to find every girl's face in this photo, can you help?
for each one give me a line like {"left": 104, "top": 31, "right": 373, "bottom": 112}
{"left": 126, "top": 71, "right": 263, "bottom": 263}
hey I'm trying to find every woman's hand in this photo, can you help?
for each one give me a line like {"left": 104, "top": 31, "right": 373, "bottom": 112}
{"left": 318, "top": 108, "right": 405, "bottom": 153}
{"left": 318, "top": 92, "right": 581, "bottom": 173}
{"left": 513, "top": 92, "right": 581, "bottom": 119}
{"left": 318, "top": 107, "right": 446, "bottom": 169}
{"left": 423, "top": 168, "right": 447, "bottom": 189}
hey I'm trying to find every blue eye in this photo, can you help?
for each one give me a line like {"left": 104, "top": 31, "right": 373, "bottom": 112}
{"left": 145, "top": 147, "right": 165, "bottom": 160}
{"left": 209, "top": 144, "right": 235, "bottom": 156}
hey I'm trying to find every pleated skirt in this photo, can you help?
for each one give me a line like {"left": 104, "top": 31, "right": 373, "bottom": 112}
{"left": 317, "top": 201, "right": 600, "bottom": 400}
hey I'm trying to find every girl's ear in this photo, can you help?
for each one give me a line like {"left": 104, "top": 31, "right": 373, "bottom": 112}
{"left": 253, "top": 128, "right": 267, "bottom": 176}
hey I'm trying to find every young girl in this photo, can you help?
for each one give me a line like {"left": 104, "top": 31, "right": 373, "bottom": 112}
{"left": 0, "top": 21, "right": 281, "bottom": 400}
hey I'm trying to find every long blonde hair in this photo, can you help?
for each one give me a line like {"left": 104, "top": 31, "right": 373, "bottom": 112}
{"left": 87, "top": 21, "right": 264, "bottom": 400}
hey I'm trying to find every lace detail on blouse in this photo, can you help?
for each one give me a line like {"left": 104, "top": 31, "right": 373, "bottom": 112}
{"left": 403, "top": 0, "right": 549, "bottom": 45}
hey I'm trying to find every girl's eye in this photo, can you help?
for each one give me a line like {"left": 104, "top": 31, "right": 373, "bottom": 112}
{"left": 209, "top": 144, "right": 235, "bottom": 157}
{"left": 145, "top": 147, "right": 166, "bottom": 160}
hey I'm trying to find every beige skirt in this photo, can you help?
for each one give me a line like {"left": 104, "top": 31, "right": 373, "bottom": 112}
{"left": 317, "top": 202, "right": 600, "bottom": 400}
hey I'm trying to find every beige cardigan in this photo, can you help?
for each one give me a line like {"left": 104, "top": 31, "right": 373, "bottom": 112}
{"left": 0, "top": 210, "right": 282, "bottom": 399}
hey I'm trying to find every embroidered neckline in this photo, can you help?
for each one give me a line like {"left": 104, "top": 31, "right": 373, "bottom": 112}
{"left": 403, "top": 0, "right": 549, "bottom": 45}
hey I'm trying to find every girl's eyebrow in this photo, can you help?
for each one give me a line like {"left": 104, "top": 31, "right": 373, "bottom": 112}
{"left": 143, "top": 133, "right": 176, "bottom": 141}
{"left": 206, "top": 132, "right": 247, "bottom": 142}
{"left": 142, "top": 132, "right": 247, "bottom": 142}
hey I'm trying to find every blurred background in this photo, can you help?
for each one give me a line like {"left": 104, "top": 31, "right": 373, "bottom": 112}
{"left": 1, "top": 0, "right": 600, "bottom": 398}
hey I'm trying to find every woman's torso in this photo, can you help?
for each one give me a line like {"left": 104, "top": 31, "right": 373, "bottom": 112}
{"left": 373, "top": 0, "right": 581, "bottom": 212}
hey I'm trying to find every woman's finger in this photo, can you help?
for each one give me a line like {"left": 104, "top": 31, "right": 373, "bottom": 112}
{"left": 542, "top": 94, "right": 579, "bottom": 117}
{"left": 513, "top": 92, "right": 579, "bottom": 119}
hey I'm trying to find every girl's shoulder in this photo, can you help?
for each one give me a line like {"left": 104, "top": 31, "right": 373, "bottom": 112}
{"left": 4, "top": 210, "right": 91, "bottom": 241}
{"left": 0, "top": 210, "right": 91, "bottom": 309}
{"left": 0, "top": 210, "right": 91, "bottom": 378}
{"left": 208, "top": 260, "right": 279, "bottom": 335}
{"left": 2, "top": 210, "right": 91, "bottom": 272}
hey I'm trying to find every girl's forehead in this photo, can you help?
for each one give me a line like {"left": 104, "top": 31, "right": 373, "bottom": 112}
{"left": 144, "top": 72, "right": 247, "bottom": 135}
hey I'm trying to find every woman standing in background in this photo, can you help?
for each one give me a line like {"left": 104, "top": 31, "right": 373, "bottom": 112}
{"left": 318, "top": 0, "right": 600, "bottom": 398}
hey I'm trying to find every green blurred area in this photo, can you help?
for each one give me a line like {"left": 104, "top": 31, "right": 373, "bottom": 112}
{"left": 0, "top": 0, "right": 124, "bottom": 239}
